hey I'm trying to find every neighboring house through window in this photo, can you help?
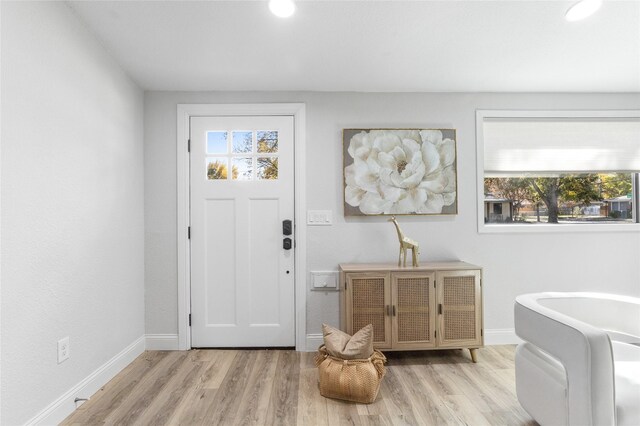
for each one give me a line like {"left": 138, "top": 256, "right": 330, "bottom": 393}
{"left": 476, "top": 110, "right": 640, "bottom": 232}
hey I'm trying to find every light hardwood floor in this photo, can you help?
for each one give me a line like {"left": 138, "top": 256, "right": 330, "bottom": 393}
{"left": 62, "top": 345, "right": 537, "bottom": 425}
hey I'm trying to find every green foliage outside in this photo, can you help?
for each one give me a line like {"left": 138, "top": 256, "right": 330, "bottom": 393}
{"left": 485, "top": 173, "right": 633, "bottom": 223}
{"left": 207, "top": 131, "right": 279, "bottom": 180}
{"left": 258, "top": 157, "right": 278, "bottom": 180}
{"left": 601, "top": 174, "right": 632, "bottom": 198}
{"left": 207, "top": 161, "right": 238, "bottom": 180}
{"left": 483, "top": 177, "right": 533, "bottom": 216}
{"left": 257, "top": 131, "right": 278, "bottom": 180}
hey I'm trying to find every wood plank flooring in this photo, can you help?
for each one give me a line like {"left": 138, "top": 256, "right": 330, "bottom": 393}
{"left": 62, "top": 345, "right": 537, "bottom": 426}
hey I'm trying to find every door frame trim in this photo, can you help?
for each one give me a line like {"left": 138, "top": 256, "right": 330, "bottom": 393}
{"left": 176, "top": 103, "right": 306, "bottom": 350}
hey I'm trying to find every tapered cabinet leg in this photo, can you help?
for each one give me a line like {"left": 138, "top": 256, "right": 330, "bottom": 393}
{"left": 469, "top": 348, "right": 478, "bottom": 363}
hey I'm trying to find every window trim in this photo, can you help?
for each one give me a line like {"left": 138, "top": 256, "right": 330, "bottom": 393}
{"left": 476, "top": 110, "right": 640, "bottom": 234}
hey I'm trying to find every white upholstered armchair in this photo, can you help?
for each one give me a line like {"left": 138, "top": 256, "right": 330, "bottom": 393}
{"left": 514, "top": 292, "right": 640, "bottom": 426}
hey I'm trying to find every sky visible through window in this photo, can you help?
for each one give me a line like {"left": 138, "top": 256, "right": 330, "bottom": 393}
{"left": 206, "top": 130, "right": 278, "bottom": 180}
{"left": 232, "top": 131, "right": 252, "bottom": 153}
{"left": 206, "top": 131, "right": 227, "bottom": 154}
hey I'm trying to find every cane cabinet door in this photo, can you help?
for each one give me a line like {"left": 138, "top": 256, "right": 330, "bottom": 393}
{"left": 345, "top": 272, "right": 392, "bottom": 349}
{"left": 436, "top": 270, "right": 483, "bottom": 348}
{"left": 391, "top": 272, "right": 436, "bottom": 349}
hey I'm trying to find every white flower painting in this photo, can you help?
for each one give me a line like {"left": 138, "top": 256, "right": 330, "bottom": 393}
{"left": 343, "top": 129, "right": 457, "bottom": 216}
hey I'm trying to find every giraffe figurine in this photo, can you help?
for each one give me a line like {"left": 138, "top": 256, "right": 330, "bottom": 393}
{"left": 388, "top": 216, "right": 420, "bottom": 267}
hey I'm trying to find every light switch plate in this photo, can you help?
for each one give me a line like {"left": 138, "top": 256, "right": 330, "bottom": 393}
{"left": 311, "top": 271, "right": 338, "bottom": 290}
{"left": 307, "top": 210, "right": 333, "bottom": 225}
{"left": 58, "top": 336, "right": 70, "bottom": 364}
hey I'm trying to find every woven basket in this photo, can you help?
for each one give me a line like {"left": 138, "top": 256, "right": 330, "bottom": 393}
{"left": 315, "top": 345, "right": 387, "bottom": 404}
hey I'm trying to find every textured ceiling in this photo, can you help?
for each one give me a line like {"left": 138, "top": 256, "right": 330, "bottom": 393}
{"left": 69, "top": 0, "right": 640, "bottom": 92}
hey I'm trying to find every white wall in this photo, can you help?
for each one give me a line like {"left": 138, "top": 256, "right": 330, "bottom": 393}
{"left": 145, "top": 91, "right": 640, "bottom": 343}
{"left": 1, "top": 2, "right": 144, "bottom": 424}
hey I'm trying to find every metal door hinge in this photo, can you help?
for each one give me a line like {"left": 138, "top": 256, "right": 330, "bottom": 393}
{"left": 481, "top": 329, "right": 483, "bottom": 337}
{"left": 188, "top": 139, "right": 191, "bottom": 152}
{"left": 188, "top": 314, "right": 192, "bottom": 326}
{"left": 188, "top": 227, "right": 191, "bottom": 239}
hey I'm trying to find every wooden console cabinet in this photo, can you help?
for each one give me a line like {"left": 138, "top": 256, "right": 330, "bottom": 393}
{"left": 339, "top": 262, "right": 483, "bottom": 362}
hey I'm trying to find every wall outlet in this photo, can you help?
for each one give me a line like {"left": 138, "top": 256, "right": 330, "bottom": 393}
{"left": 58, "top": 337, "right": 70, "bottom": 364}
{"left": 311, "top": 271, "right": 338, "bottom": 290}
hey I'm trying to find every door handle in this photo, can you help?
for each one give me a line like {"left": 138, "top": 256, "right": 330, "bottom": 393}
{"left": 283, "top": 237, "right": 292, "bottom": 250}
{"left": 282, "top": 220, "right": 292, "bottom": 236}
{"left": 392, "top": 305, "right": 396, "bottom": 316}
{"left": 438, "top": 304, "right": 443, "bottom": 315}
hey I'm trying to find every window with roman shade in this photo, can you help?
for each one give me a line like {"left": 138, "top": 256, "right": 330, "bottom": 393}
{"left": 476, "top": 110, "right": 640, "bottom": 231}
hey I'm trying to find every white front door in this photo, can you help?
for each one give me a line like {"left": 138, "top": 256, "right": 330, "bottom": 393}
{"left": 190, "top": 115, "right": 295, "bottom": 347}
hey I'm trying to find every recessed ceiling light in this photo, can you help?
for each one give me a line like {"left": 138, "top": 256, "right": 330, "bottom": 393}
{"left": 565, "top": 0, "right": 603, "bottom": 21}
{"left": 269, "top": 0, "right": 295, "bottom": 18}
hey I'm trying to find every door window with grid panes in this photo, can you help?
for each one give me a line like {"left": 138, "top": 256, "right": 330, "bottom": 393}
{"left": 206, "top": 130, "right": 279, "bottom": 181}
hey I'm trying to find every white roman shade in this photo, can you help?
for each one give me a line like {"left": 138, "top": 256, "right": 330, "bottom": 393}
{"left": 482, "top": 114, "right": 640, "bottom": 176}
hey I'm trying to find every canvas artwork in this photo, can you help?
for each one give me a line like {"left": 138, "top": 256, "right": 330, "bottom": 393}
{"left": 343, "top": 128, "right": 457, "bottom": 216}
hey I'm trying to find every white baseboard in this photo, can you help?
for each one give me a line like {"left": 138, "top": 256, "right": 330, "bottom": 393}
{"left": 305, "top": 333, "right": 323, "bottom": 352}
{"left": 145, "top": 334, "right": 180, "bottom": 350}
{"left": 305, "top": 328, "right": 521, "bottom": 352}
{"left": 22, "top": 327, "right": 519, "bottom": 425}
{"left": 484, "top": 328, "right": 522, "bottom": 345}
{"left": 26, "top": 335, "right": 145, "bottom": 426}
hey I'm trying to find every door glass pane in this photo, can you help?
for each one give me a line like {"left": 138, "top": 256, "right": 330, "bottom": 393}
{"left": 257, "top": 157, "right": 278, "bottom": 180}
{"left": 232, "top": 131, "right": 252, "bottom": 153}
{"left": 232, "top": 158, "right": 253, "bottom": 180}
{"left": 207, "top": 158, "right": 229, "bottom": 180}
{"left": 257, "top": 131, "right": 278, "bottom": 153}
{"left": 206, "top": 132, "right": 228, "bottom": 154}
